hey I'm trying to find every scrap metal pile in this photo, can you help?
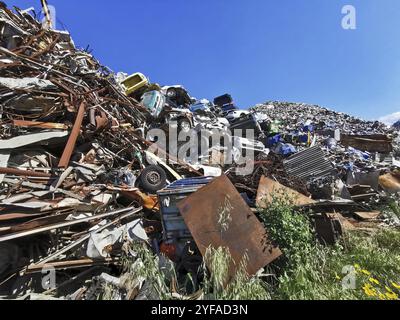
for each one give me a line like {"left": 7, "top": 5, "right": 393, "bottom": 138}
{"left": 253, "top": 102, "right": 400, "bottom": 198}
{"left": 0, "top": 6, "right": 203, "bottom": 299}
{"left": 0, "top": 5, "right": 399, "bottom": 300}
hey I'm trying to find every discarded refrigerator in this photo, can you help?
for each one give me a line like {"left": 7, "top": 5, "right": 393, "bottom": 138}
{"left": 157, "top": 177, "right": 214, "bottom": 257}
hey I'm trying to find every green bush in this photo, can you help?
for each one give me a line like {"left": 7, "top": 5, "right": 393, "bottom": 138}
{"left": 258, "top": 190, "right": 314, "bottom": 268}
{"left": 258, "top": 190, "right": 400, "bottom": 300}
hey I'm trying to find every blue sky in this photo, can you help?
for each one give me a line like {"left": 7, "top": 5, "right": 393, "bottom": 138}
{"left": 6, "top": 0, "right": 400, "bottom": 121}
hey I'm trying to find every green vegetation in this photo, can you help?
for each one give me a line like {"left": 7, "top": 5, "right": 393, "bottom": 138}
{"left": 97, "top": 192, "right": 400, "bottom": 300}
{"left": 258, "top": 192, "right": 400, "bottom": 300}
{"left": 201, "top": 246, "right": 271, "bottom": 300}
{"left": 388, "top": 198, "right": 400, "bottom": 219}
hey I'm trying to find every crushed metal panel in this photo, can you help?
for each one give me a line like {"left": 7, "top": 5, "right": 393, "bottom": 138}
{"left": 256, "top": 175, "right": 315, "bottom": 208}
{"left": 87, "top": 219, "right": 148, "bottom": 259}
{"left": 177, "top": 175, "right": 281, "bottom": 278}
{"left": 3, "top": 94, "right": 58, "bottom": 113}
{"left": 341, "top": 134, "right": 393, "bottom": 153}
{"left": 0, "top": 77, "right": 57, "bottom": 90}
{"left": 283, "top": 146, "right": 335, "bottom": 182}
{"left": 0, "top": 131, "right": 69, "bottom": 149}
{"left": 347, "top": 171, "right": 380, "bottom": 191}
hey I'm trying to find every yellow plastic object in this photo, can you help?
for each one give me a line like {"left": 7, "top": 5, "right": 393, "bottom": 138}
{"left": 121, "top": 72, "right": 149, "bottom": 96}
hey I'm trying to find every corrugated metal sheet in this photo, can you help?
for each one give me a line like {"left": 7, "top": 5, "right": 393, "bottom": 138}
{"left": 283, "top": 146, "right": 335, "bottom": 181}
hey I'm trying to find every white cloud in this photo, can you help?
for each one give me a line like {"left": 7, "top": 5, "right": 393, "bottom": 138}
{"left": 379, "top": 112, "right": 400, "bottom": 126}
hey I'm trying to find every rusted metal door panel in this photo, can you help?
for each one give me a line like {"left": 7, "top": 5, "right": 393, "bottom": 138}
{"left": 341, "top": 134, "right": 393, "bottom": 153}
{"left": 177, "top": 175, "right": 281, "bottom": 278}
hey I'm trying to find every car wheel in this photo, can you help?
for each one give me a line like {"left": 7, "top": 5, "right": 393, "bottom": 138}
{"left": 167, "top": 88, "right": 177, "bottom": 99}
{"left": 139, "top": 165, "right": 167, "bottom": 193}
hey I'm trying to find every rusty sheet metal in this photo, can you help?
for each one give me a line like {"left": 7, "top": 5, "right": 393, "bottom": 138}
{"left": 341, "top": 134, "right": 393, "bottom": 153}
{"left": 0, "top": 209, "right": 74, "bottom": 234}
{"left": 256, "top": 175, "right": 315, "bottom": 208}
{"left": 177, "top": 175, "right": 281, "bottom": 278}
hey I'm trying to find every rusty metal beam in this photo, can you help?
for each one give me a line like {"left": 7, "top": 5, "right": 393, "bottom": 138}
{"left": 58, "top": 101, "right": 86, "bottom": 168}
{"left": 26, "top": 258, "right": 118, "bottom": 274}
{"left": 13, "top": 120, "right": 68, "bottom": 130}
{"left": 0, "top": 206, "right": 142, "bottom": 243}
{"left": 0, "top": 167, "right": 52, "bottom": 178}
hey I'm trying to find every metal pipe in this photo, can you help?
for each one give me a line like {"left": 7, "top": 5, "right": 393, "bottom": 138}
{"left": 40, "top": 0, "right": 53, "bottom": 29}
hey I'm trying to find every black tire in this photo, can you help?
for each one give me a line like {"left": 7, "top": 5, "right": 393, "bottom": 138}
{"left": 139, "top": 165, "right": 167, "bottom": 193}
{"left": 167, "top": 88, "right": 177, "bottom": 99}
